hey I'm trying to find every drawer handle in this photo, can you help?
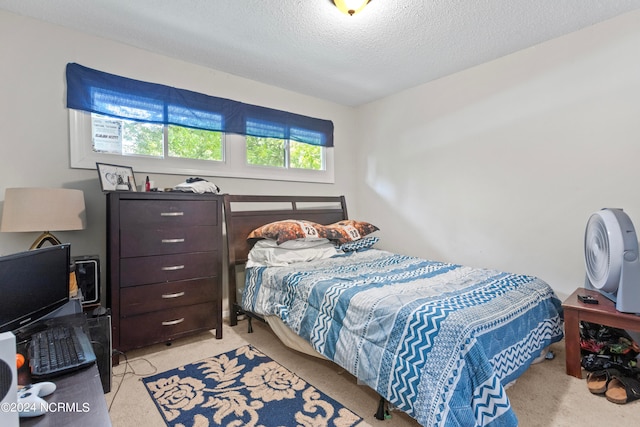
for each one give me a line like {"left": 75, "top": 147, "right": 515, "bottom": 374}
{"left": 162, "top": 318, "right": 185, "bottom": 326}
{"left": 162, "top": 238, "right": 185, "bottom": 243}
{"left": 161, "top": 265, "right": 185, "bottom": 271}
{"left": 162, "top": 291, "right": 185, "bottom": 299}
{"left": 160, "top": 212, "right": 184, "bottom": 217}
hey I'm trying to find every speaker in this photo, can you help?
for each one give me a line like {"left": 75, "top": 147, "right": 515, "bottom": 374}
{"left": 73, "top": 256, "right": 100, "bottom": 305}
{"left": 87, "top": 314, "right": 112, "bottom": 393}
{"left": 0, "top": 332, "right": 19, "bottom": 426}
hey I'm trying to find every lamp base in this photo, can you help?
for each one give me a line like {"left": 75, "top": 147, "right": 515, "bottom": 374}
{"left": 29, "top": 231, "right": 63, "bottom": 250}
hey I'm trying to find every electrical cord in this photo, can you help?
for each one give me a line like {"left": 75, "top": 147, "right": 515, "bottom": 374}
{"left": 107, "top": 350, "right": 158, "bottom": 413}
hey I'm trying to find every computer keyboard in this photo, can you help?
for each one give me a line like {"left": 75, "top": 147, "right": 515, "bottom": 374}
{"left": 28, "top": 324, "right": 97, "bottom": 379}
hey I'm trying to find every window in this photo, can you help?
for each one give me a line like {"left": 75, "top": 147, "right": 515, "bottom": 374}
{"left": 244, "top": 119, "right": 325, "bottom": 171}
{"left": 246, "top": 137, "right": 323, "bottom": 170}
{"left": 67, "top": 63, "right": 334, "bottom": 183}
{"left": 91, "top": 114, "right": 224, "bottom": 161}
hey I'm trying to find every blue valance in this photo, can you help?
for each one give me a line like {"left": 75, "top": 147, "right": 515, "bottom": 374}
{"left": 66, "top": 63, "right": 333, "bottom": 147}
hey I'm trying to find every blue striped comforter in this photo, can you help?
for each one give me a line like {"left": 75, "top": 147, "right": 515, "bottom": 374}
{"left": 243, "top": 249, "right": 564, "bottom": 427}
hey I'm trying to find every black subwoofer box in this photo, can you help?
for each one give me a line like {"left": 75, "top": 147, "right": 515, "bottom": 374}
{"left": 73, "top": 255, "right": 100, "bottom": 305}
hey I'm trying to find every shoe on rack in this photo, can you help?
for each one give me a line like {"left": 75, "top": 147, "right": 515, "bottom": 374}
{"left": 605, "top": 372, "right": 640, "bottom": 404}
{"left": 586, "top": 368, "right": 621, "bottom": 394}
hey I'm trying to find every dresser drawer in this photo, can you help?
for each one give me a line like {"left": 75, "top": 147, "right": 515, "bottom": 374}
{"left": 120, "top": 252, "right": 218, "bottom": 287}
{"left": 120, "top": 278, "right": 217, "bottom": 317}
{"left": 119, "top": 302, "right": 218, "bottom": 349}
{"left": 120, "top": 200, "right": 219, "bottom": 229}
{"left": 121, "top": 226, "right": 217, "bottom": 257}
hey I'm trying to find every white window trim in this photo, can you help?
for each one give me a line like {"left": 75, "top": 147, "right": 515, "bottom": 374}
{"left": 69, "top": 110, "right": 335, "bottom": 183}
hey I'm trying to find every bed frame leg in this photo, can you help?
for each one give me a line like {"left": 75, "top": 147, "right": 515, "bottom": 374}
{"left": 247, "top": 316, "right": 253, "bottom": 333}
{"left": 374, "top": 396, "right": 389, "bottom": 420}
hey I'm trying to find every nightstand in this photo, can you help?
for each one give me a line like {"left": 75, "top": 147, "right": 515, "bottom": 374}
{"left": 562, "top": 287, "right": 640, "bottom": 378}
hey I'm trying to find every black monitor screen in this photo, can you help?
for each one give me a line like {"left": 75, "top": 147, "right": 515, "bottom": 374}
{"left": 0, "top": 244, "right": 70, "bottom": 333}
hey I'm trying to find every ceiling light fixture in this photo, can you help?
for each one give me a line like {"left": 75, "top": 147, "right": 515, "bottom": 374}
{"left": 333, "top": 0, "right": 371, "bottom": 16}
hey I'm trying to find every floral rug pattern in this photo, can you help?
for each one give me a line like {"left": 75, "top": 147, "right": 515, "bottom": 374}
{"left": 143, "top": 345, "right": 363, "bottom": 427}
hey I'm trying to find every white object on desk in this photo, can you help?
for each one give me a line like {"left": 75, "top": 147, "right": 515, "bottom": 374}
{"left": 0, "top": 331, "right": 19, "bottom": 427}
{"left": 17, "top": 381, "right": 57, "bottom": 417}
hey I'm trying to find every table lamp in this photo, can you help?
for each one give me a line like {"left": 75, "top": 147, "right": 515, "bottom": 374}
{"left": 1, "top": 188, "right": 87, "bottom": 249}
{"left": 1, "top": 187, "right": 87, "bottom": 296}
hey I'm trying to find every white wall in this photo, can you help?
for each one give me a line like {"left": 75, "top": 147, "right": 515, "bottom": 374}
{"left": 355, "top": 10, "right": 640, "bottom": 299}
{"left": 0, "top": 10, "right": 359, "bottom": 307}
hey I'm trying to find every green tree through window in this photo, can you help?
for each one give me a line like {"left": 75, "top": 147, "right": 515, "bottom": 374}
{"left": 92, "top": 114, "right": 323, "bottom": 172}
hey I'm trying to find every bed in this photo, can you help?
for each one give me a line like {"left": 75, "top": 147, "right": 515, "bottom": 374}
{"left": 224, "top": 195, "right": 564, "bottom": 427}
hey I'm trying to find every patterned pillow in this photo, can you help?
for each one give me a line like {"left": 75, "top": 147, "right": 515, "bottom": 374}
{"left": 337, "top": 236, "right": 379, "bottom": 252}
{"left": 247, "top": 220, "right": 335, "bottom": 245}
{"left": 324, "top": 220, "right": 379, "bottom": 244}
{"left": 247, "top": 219, "right": 378, "bottom": 245}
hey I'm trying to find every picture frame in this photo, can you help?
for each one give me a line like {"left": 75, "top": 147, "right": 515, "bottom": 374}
{"left": 96, "top": 162, "right": 137, "bottom": 192}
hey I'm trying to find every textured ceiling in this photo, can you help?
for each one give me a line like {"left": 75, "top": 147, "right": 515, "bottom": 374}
{"left": 2, "top": 0, "right": 640, "bottom": 106}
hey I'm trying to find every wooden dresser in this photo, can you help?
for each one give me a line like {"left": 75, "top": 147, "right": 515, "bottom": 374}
{"left": 106, "top": 191, "right": 222, "bottom": 363}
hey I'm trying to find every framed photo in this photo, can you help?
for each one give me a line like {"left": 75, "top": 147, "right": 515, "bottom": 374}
{"left": 96, "top": 163, "right": 137, "bottom": 192}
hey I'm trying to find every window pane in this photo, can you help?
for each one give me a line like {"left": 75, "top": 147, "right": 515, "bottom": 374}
{"left": 168, "top": 126, "right": 223, "bottom": 161}
{"left": 92, "top": 115, "right": 123, "bottom": 154}
{"left": 122, "top": 120, "right": 164, "bottom": 157}
{"left": 92, "top": 114, "right": 163, "bottom": 157}
{"left": 290, "top": 141, "right": 323, "bottom": 170}
{"left": 246, "top": 136, "right": 285, "bottom": 167}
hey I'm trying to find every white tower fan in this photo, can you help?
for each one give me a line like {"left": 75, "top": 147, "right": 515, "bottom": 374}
{"left": 584, "top": 208, "right": 640, "bottom": 314}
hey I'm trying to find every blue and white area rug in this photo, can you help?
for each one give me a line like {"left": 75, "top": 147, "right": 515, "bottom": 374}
{"left": 143, "top": 345, "right": 363, "bottom": 427}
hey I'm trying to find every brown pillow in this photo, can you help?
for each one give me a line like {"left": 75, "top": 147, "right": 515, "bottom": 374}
{"left": 324, "top": 220, "right": 379, "bottom": 244}
{"left": 247, "top": 220, "right": 331, "bottom": 244}
{"left": 248, "top": 219, "right": 378, "bottom": 245}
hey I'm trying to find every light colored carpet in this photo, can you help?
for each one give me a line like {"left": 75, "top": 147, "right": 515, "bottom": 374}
{"left": 106, "top": 320, "right": 639, "bottom": 426}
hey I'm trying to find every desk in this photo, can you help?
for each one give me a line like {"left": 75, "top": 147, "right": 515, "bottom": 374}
{"left": 16, "top": 313, "right": 112, "bottom": 426}
{"left": 562, "top": 287, "right": 640, "bottom": 378}
{"left": 20, "top": 364, "right": 111, "bottom": 427}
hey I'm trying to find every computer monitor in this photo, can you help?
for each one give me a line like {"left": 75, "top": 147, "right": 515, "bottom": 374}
{"left": 0, "top": 244, "right": 70, "bottom": 334}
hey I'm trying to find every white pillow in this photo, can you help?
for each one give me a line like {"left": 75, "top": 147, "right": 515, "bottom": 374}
{"left": 247, "top": 238, "right": 338, "bottom": 267}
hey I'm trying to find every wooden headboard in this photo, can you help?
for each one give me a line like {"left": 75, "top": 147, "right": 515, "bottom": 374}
{"left": 223, "top": 194, "right": 348, "bottom": 325}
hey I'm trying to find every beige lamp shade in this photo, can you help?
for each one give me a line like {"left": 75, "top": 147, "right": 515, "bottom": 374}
{"left": 1, "top": 188, "right": 87, "bottom": 248}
